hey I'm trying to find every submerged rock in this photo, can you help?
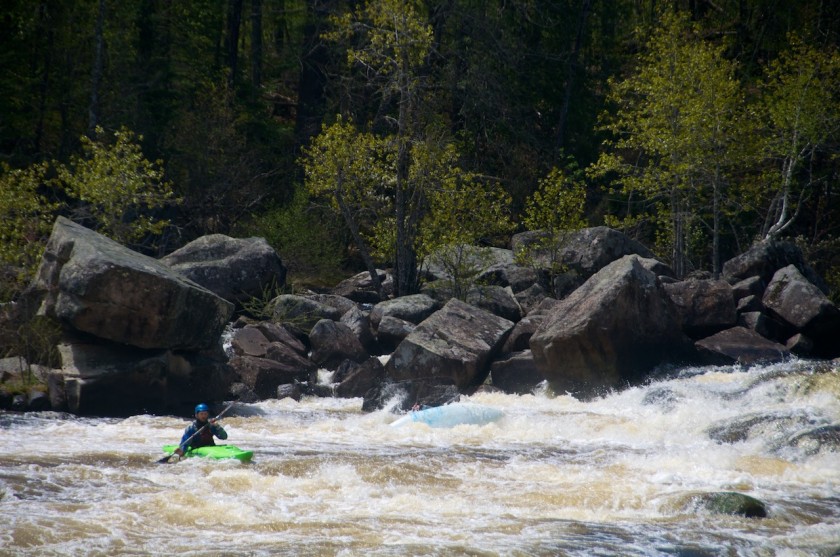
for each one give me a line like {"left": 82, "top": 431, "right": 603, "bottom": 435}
{"left": 691, "top": 492, "right": 768, "bottom": 518}
{"left": 786, "top": 425, "right": 840, "bottom": 455}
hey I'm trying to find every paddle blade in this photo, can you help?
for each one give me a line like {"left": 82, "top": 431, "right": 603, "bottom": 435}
{"left": 157, "top": 453, "right": 180, "bottom": 464}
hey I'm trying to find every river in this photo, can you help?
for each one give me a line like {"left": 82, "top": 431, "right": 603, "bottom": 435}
{"left": 1, "top": 359, "right": 838, "bottom": 556}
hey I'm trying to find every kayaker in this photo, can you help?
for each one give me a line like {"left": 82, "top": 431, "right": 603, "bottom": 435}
{"left": 172, "top": 403, "right": 228, "bottom": 459}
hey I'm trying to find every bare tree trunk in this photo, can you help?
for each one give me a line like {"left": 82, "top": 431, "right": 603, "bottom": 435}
{"left": 88, "top": 0, "right": 106, "bottom": 136}
{"left": 226, "top": 0, "right": 243, "bottom": 88}
{"left": 394, "top": 55, "right": 420, "bottom": 297}
{"left": 556, "top": 0, "right": 592, "bottom": 152}
{"left": 250, "top": 0, "right": 263, "bottom": 91}
{"left": 294, "top": 0, "right": 332, "bottom": 148}
{"left": 336, "top": 185, "right": 384, "bottom": 299}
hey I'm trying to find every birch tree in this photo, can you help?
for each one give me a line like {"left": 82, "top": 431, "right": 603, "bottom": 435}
{"left": 591, "top": 11, "right": 746, "bottom": 276}
{"left": 758, "top": 37, "right": 840, "bottom": 240}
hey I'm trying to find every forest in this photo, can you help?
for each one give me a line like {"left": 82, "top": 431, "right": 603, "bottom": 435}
{"left": 1, "top": 0, "right": 839, "bottom": 302}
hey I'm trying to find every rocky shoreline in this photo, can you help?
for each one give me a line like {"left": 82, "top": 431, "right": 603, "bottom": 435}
{"left": 1, "top": 217, "right": 838, "bottom": 416}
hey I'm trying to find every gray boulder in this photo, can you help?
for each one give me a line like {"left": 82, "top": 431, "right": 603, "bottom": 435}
{"left": 369, "top": 294, "right": 440, "bottom": 331}
{"left": 501, "top": 297, "right": 561, "bottom": 354}
{"left": 694, "top": 326, "right": 789, "bottom": 365}
{"left": 465, "top": 285, "right": 523, "bottom": 322}
{"left": 334, "top": 357, "right": 386, "bottom": 398}
{"left": 722, "top": 239, "right": 827, "bottom": 293}
{"left": 50, "top": 337, "right": 234, "bottom": 416}
{"left": 330, "top": 269, "right": 393, "bottom": 303}
{"left": 229, "top": 350, "right": 315, "bottom": 399}
{"left": 512, "top": 226, "right": 659, "bottom": 284}
{"left": 477, "top": 263, "right": 545, "bottom": 293}
{"left": 309, "top": 319, "right": 369, "bottom": 370}
{"left": 33, "top": 217, "right": 233, "bottom": 351}
{"left": 663, "top": 279, "right": 737, "bottom": 338}
{"left": 271, "top": 294, "right": 342, "bottom": 330}
{"left": 514, "top": 283, "right": 550, "bottom": 315}
{"left": 375, "top": 316, "right": 416, "bottom": 352}
{"left": 762, "top": 265, "right": 840, "bottom": 356}
{"left": 531, "top": 255, "right": 688, "bottom": 396}
{"left": 340, "top": 306, "right": 377, "bottom": 352}
{"left": 385, "top": 298, "right": 514, "bottom": 390}
{"left": 161, "top": 234, "right": 286, "bottom": 310}
{"left": 227, "top": 323, "right": 316, "bottom": 398}
{"left": 490, "top": 350, "right": 544, "bottom": 395}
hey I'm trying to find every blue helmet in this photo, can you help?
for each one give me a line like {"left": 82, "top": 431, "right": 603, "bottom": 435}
{"left": 195, "top": 403, "right": 209, "bottom": 414}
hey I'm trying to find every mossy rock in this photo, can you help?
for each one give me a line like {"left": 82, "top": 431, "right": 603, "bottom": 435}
{"left": 694, "top": 491, "right": 767, "bottom": 518}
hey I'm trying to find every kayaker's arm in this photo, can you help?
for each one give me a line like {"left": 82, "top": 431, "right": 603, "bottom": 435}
{"left": 211, "top": 422, "right": 228, "bottom": 440}
{"left": 178, "top": 423, "right": 199, "bottom": 453}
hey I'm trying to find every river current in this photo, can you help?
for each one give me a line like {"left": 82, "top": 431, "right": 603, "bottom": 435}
{"left": 1, "top": 359, "right": 838, "bottom": 556}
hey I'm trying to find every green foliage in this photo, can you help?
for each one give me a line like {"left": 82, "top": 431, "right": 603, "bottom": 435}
{"left": 523, "top": 160, "right": 587, "bottom": 234}
{"left": 755, "top": 36, "right": 840, "bottom": 239}
{"left": 0, "top": 127, "right": 178, "bottom": 302}
{"left": 328, "top": 0, "right": 432, "bottom": 85}
{"left": 0, "top": 162, "right": 58, "bottom": 293}
{"left": 57, "top": 126, "right": 177, "bottom": 246}
{"left": 417, "top": 141, "right": 514, "bottom": 255}
{"left": 4, "top": 316, "right": 62, "bottom": 369}
{"left": 416, "top": 140, "right": 514, "bottom": 298}
{"left": 300, "top": 117, "right": 392, "bottom": 269}
{"left": 516, "top": 158, "right": 588, "bottom": 296}
{"left": 236, "top": 187, "right": 347, "bottom": 288}
{"left": 590, "top": 10, "right": 747, "bottom": 276}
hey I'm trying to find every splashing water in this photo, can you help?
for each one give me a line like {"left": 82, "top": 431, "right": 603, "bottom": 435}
{"left": 1, "top": 360, "right": 838, "bottom": 556}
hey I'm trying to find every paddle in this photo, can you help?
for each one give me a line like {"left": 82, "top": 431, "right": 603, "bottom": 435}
{"left": 158, "top": 403, "right": 235, "bottom": 464}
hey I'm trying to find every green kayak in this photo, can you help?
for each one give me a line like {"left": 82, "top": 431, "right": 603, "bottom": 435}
{"left": 162, "top": 444, "right": 253, "bottom": 463}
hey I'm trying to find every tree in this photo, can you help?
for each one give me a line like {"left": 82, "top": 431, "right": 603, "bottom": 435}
{"left": 0, "top": 162, "right": 57, "bottom": 297}
{"left": 590, "top": 10, "right": 746, "bottom": 277}
{"left": 415, "top": 140, "right": 514, "bottom": 299}
{"left": 326, "top": 0, "right": 434, "bottom": 296}
{"left": 757, "top": 36, "right": 840, "bottom": 240}
{"left": 55, "top": 126, "right": 178, "bottom": 247}
{"left": 301, "top": 117, "right": 391, "bottom": 298}
{"left": 0, "top": 126, "right": 176, "bottom": 301}
{"left": 517, "top": 157, "right": 588, "bottom": 296}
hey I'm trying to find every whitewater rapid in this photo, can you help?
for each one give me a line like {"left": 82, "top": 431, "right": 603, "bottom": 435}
{"left": 1, "top": 359, "right": 838, "bottom": 556}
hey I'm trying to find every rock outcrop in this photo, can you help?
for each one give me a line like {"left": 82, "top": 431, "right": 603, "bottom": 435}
{"left": 385, "top": 298, "right": 514, "bottom": 390}
{"left": 530, "top": 255, "right": 690, "bottom": 396}
{"left": 161, "top": 234, "right": 287, "bottom": 310}
{"left": 33, "top": 217, "right": 233, "bottom": 351}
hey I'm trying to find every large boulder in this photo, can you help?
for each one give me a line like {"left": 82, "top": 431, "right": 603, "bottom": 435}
{"left": 512, "top": 226, "right": 659, "bottom": 285}
{"left": 369, "top": 294, "right": 440, "bottom": 331}
{"left": 530, "top": 255, "right": 689, "bottom": 396}
{"left": 465, "top": 285, "right": 523, "bottom": 322}
{"left": 228, "top": 324, "right": 316, "bottom": 399}
{"left": 334, "top": 356, "right": 386, "bottom": 398}
{"left": 309, "top": 319, "right": 369, "bottom": 370}
{"left": 330, "top": 269, "right": 393, "bottom": 303}
{"left": 662, "top": 279, "right": 737, "bottom": 338}
{"left": 722, "top": 239, "right": 828, "bottom": 293}
{"left": 160, "top": 234, "right": 286, "bottom": 310}
{"left": 694, "top": 326, "right": 790, "bottom": 365}
{"left": 385, "top": 298, "right": 514, "bottom": 390}
{"left": 762, "top": 265, "right": 840, "bottom": 357}
{"left": 271, "top": 294, "right": 343, "bottom": 330}
{"left": 32, "top": 217, "right": 233, "bottom": 351}
{"left": 489, "top": 350, "right": 544, "bottom": 395}
{"left": 49, "top": 337, "right": 234, "bottom": 416}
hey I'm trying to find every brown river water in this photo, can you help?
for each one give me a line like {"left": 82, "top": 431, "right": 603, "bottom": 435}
{"left": 1, "top": 359, "right": 838, "bottom": 556}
